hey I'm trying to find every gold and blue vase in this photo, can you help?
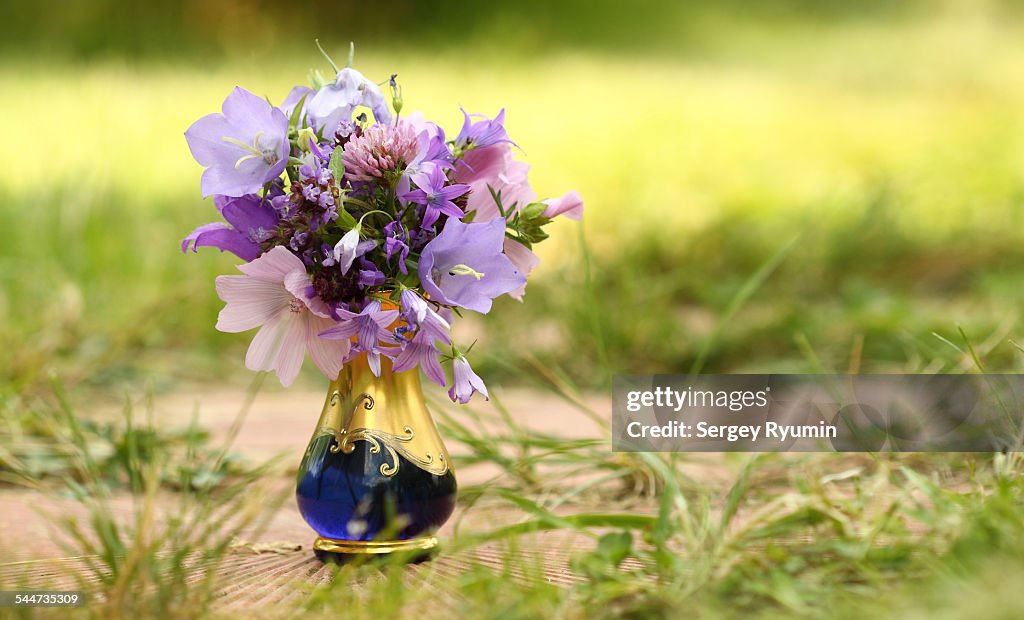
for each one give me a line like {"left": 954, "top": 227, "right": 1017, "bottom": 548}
{"left": 296, "top": 354, "right": 457, "bottom": 560}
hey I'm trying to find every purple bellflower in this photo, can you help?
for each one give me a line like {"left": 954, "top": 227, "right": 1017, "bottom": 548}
{"left": 182, "top": 194, "right": 279, "bottom": 261}
{"left": 406, "top": 119, "right": 455, "bottom": 171}
{"left": 399, "top": 289, "right": 451, "bottom": 344}
{"left": 400, "top": 162, "right": 469, "bottom": 229}
{"left": 383, "top": 221, "right": 410, "bottom": 274}
{"left": 454, "top": 108, "right": 515, "bottom": 151}
{"left": 357, "top": 257, "right": 386, "bottom": 288}
{"left": 418, "top": 217, "right": 526, "bottom": 314}
{"left": 417, "top": 129, "right": 455, "bottom": 169}
{"left": 319, "top": 300, "right": 399, "bottom": 376}
{"left": 449, "top": 355, "right": 489, "bottom": 404}
{"left": 392, "top": 329, "right": 447, "bottom": 386}
{"left": 320, "top": 244, "right": 337, "bottom": 267}
{"left": 185, "top": 87, "right": 290, "bottom": 198}
{"left": 306, "top": 67, "right": 393, "bottom": 132}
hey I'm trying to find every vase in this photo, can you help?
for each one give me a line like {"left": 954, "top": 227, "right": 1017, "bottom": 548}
{"left": 295, "top": 354, "right": 457, "bottom": 560}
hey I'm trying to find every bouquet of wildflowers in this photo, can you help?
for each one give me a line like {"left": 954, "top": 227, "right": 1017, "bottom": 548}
{"left": 182, "top": 47, "right": 583, "bottom": 402}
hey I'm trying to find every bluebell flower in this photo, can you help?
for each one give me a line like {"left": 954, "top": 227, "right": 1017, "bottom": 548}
{"left": 399, "top": 162, "right": 469, "bottom": 229}
{"left": 182, "top": 194, "right": 280, "bottom": 261}
{"left": 454, "top": 108, "right": 515, "bottom": 151}
{"left": 306, "top": 67, "right": 393, "bottom": 132}
{"left": 418, "top": 218, "right": 525, "bottom": 314}
{"left": 449, "top": 355, "right": 488, "bottom": 404}
{"left": 185, "top": 87, "right": 290, "bottom": 197}
{"left": 319, "top": 301, "right": 399, "bottom": 376}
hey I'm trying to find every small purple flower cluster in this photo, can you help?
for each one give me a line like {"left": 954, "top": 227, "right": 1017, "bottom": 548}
{"left": 183, "top": 52, "right": 582, "bottom": 401}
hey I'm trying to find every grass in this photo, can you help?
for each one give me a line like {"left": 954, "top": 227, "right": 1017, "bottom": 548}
{"left": 6, "top": 380, "right": 1024, "bottom": 618}
{"left": 5, "top": 3, "right": 1024, "bottom": 617}
{"left": 1, "top": 380, "right": 290, "bottom": 618}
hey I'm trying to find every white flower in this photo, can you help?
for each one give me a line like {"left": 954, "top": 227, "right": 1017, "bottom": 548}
{"left": 333, "top": 226, "right": 362, "bottom": 274}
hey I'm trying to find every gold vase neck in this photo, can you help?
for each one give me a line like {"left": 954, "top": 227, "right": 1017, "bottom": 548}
{"left": 315, "top": 355, "right": 451, "bottom": 477}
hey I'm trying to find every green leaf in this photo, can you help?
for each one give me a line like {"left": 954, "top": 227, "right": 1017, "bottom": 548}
{"left": 595, "top": 531, "right": 633, "bottom": 566}
{"left": 336, "top": 203, "right": 358, "bottom": 230}
{"left": 505, "top": 232, "right": 532, "bottom": 250}
{"left": 288, "top": 93, "right": 308, "bottom": 130}
{"left": 721, "top": 455, "right": 759, "bottom": 532}
{"left": 464, "top": 512, "right": 656, "bottom": 548}
{"left": 689, "top": 233, "right": 800, "bottom": 374}
{"left": 309, "top": 68, "right": 327, "bottom": 90}
{"left": 326, "top": 153, "right": 358, "bottom": 229}
{"left": 328, "top": 145, "right": 345, "bottom": 182}
{"left": 520, "top": 201, "right": 548, "bottom": 221}
{"left": 528, "top": 227, "right": 550, "bottom": 243}
{"left": 487, "top": 185, "right": 507, "bottom": 218}
{"left": 512, "top": 216, "right": 551, "bottom": 247}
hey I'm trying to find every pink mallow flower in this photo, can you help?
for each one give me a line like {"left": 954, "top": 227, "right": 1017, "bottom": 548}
{"left": 454, "top": 143, "right": 535, "bottom": 222}
{"left": 542, "top": 190, "right": 584, "bottom": 220}
{"left": 215, "top": 246, "right": 349, "bottom": 387}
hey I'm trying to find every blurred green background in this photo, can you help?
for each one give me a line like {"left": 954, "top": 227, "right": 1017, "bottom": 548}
{"left": 5, "top": 0, "right": 1024, "bottom": 394}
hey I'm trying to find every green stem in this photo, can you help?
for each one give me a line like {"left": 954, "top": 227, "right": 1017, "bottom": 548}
{"left": 357, "top": 209, "right": 394, "bottom": 226}
{"left": 315, "top": 39, "right": 340, "bottom": 74}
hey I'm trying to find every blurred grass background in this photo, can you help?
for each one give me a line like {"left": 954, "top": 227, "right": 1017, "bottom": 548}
{"left": 5, "top": 0, "right": 1024, "bottom": 393}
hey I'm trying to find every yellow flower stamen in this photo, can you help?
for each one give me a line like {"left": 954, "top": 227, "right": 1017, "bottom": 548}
{"left": 448, "top": 264, "right": 485, "bottom": 280}
{"left": 222, "top": 131, "right": 270, "bottom": 169}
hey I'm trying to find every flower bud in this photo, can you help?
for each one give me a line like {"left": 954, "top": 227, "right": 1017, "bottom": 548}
{"left": 389, "top": 74, "right": 403, "bottom": 115}
{"left": 296, "top": 127, "right": 317, "bottom": 152}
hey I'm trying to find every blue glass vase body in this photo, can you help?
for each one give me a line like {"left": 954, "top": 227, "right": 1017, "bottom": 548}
{"left": 295, "top": 356, "right": 457, "bottom": 556}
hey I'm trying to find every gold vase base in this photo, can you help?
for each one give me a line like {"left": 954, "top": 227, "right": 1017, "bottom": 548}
{"left": 313, "top": 535, "right": 438, "bottom": 559}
